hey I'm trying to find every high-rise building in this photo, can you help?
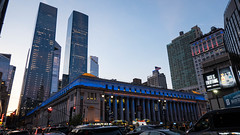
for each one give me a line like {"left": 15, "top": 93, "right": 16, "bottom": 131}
{"left": 0, "top": 0, "right": 9, "bottom": 35}
{"left": 0, "top": 53, "right": 15, "bottom": 119}
{"left": 167, "top": 26, "right": 202, "bottom": 91}
{"left": 90, "top": 56, "right": 99, "bottom": 77}
{"left": 50, "top": 42, "right": 61, "bottom": 95}
{"left": 20, "top": 3, "right": 57, "bottom": 116}
{"left": 147, "top": 70, "right": 167, "bottom": 89}
{"left": 190, "top": 27, "right": 225, "bottom": 99}
{"left": 63, "top": 11, "right": 88, "bottom": 86}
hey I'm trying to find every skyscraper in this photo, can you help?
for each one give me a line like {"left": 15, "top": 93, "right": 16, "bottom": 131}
{"left": 0, "top": 0, "right": 9, "bottom": 35}
{"left": 167, "top": 26, "right": 202, "bottom": 91}
{"left": 63, "top": 11, "right": 88, "bottom": 86}
{"left": 20, "top": 3, "right": 57, "bottom": 116}
{"left": 0, "top": 53, "right": 15, "bottom": 119}
{"left": 90, "top": 56, "right": 99, "bottom": 77}
{"left": 50, "top": 42, "right": 61, "bottom": 95}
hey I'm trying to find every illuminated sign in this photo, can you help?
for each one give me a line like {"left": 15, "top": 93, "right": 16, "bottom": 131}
{"left": 223, "top": 91, "right": 240, "bottom": 108}
{"left": 219, "top": 66, "right": 236, "bottom": 88}
{"left": 203, "top": 71, "right": 220, "bottom": 91}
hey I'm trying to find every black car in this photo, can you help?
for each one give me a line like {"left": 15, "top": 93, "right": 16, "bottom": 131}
{"left": 69, "top": 125, "right": 123, "bottom": 135}
{"left": 126, "top": 125, "right": 157, "bottom": 135}
{"left": 6, "top": 130, "right": 30, "bottom": 135}
{"left": 187, "top": 107, "right": 240, "bottom": 135}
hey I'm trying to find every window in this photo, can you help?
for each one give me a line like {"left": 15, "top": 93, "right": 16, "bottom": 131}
{"left": 105, "top": 84, "right": 108, "bottom": 89}
{"left": 193, "top": 117, "right": 210, "bottom": 131}
{"left": 112, "top": 85, "right": 114, "bottom": 90}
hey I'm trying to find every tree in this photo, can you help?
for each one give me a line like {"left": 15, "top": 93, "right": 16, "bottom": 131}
{"left": 69, "top": 114, "right": 84, "bottom": 126}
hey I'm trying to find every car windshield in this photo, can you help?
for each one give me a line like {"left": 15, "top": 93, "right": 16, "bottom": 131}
{"left": 213, "top": 112, "right": 240, "bottom": 128}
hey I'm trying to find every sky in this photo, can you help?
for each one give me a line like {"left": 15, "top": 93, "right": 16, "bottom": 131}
{"left": 0, "top": 0, "right": 229, "bottom": 114}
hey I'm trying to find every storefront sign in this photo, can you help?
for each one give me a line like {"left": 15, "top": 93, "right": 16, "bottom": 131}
{"left": 203, "top": 71, "right": 220, "bottom": 91}
{"left": 219, "top": 66, "right": 236, "bottom": 88}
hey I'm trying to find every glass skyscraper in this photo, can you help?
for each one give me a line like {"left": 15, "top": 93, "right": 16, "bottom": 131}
{"left": 20, "top": 3, "right": 57, "bottom": 116}
{"left": 0, "top": 0, "right": 9, "bottom": 35}
{"left": 63, "top": 11, "right": 88, "bottom": 85}
{"left": 90, "top": 56, "right": 99, "bottom": 77}
{"left": 50, "top": 42, "right": 61, "bottom": 95}
{"left": 167, "top": 26, "right": 202, "bottom": 91}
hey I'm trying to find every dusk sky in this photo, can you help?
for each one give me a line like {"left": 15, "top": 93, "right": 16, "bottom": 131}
{"left": 0, "top": 0, "right": 229, "bottom": 114}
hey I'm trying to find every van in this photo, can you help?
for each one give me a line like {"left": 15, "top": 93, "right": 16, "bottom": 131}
{"left": 187, "top": 107, "right": 240, "bottom": 134}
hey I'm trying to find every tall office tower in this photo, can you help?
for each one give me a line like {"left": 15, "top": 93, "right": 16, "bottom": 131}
{"left": 90, "top": 56, "right": 99, "bottom": 77}
{"left": 63, "top": 11, "right": 88, "bottom": 86}
{"left": 0, "top": 0, "right": 9, "bottom": 35}
{"left": 224, "top": 0, "right": 240, "bottom": 78}
{"left": 0, "top": 53, "right": 15, "bottom": 118}
{"left": 167, "top": 26, "right": 202, "bottom": 91}
{"left": 191, "top": 27, "right": 225, "bottom": 99}
{"left": 50, "top": 42, "right": 61, "bottom": 95}
{"left": 147, "top": 70, "right": 167, "bottom": 89}
{"left": 20, "top": 3, "right": 57, "bottom": 116}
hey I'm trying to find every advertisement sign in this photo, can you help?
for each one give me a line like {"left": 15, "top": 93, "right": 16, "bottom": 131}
{"left": 223, "top": 91, "right": 240, "bottom": 108}
{"left": 218, "top": 66, "right": 236, "bottom": 88}
{"left": 203, "top": 71, "right": 220, "bottom": 91}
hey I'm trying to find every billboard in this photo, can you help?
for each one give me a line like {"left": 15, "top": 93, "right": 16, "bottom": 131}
{"left": 218, "top": 66, "right": 236, "bottom": 88}
{"left": 203, "top": 70, "right": 220, "bottom": 91}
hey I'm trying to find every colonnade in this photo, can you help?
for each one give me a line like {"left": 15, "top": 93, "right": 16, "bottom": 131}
{"left": 104, "top": 95, "right": 200, "bottom": 123}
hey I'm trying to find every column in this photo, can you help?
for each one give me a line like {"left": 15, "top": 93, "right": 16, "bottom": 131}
{"left": 131, "top": 98, "right": 135, "bottom": 120}
{"left": 183, "top": 102, "right": 188, "bottom": 121}
{"left": 169, "top": 101, "right": 174, "bottom": 122}
{"left": 180, "top": 102, "right": 184, "bottom": 121}
{"left": 147, "top": 99, "right": 151, "bottom": 121}
{"left": 165, "top": 101, "right": 169, "bottom": 122}
{"left": 120, "top": 97, "right": 124, "bottom": 120}
{"left": 157, "top": 101, "right": 160, "bottom": 122}
{"left": 190, "top": 103, "right": 194, "bottom": 121}
{"left": 125, "top": 97, "right": 130, "bottom": 121}
{"left": 108, "top": 96, "right": 112, "bottom": 119}
{"left": 114, "top": 97, "right": 118, "bottom": 120}
{"left": 142, "top": 99, "right": 146, "bottom": 119}
{"left": 187, "top": 103, "right": 191, "bottom": 121}
{"left": 137, "top": 98, "right": 141, "bottom": 119}
{"left": 151, "top": 100, "right": 156, "bottom": 122}
{"left": 176, "top": 102, "right": 181, "bottom": 122}
{"left": 173, "top": 101, "right": 178, "bottom": 122}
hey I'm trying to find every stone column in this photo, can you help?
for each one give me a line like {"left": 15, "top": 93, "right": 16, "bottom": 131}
{"left": 157, "top": 101, "right": 160, "bottom": 122}
{"left": 120, "top": 97, "right": 124, "bottom": 120}
{"left": 169, "top": 101, "right": 174, "bottom": 122}
{"left": 126, "top": 97, "right": 130, "bottom": 121}
{"left": 176, "top": 102, "right": 181, "bottom": 122}
{"left": 151, "top": 100, "right": 156, "bottom": 122}
{"left": 114, "top": 97, "right": 118, "bottom": 120}
{"left": 147, "top": 99, "right": 151, "bottom": 121}
{"left": 131, "top": 98, "right": 135, "bottom": 120}
{"left": 142, "top": 99, "right": 146, "bottom": 119}
{"left": 173, "top": 101, "right": 177, "bottom": 122}
{"left": 137, "top": 98, "right": 141, "bottom": 119}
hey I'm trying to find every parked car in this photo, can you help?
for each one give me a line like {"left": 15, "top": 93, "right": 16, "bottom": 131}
{"left": 187, "top": 107, "right": 240, "bottom": 135}
{"left": 69, "top": 125, "right": 123, "bottom": 135}
{"left": 140, "top": 129, "right": 183, "bottom": 135}
{"left": 126, "top": 125, "right": 156, "bottom": 135}
{"left": 6, "top": 130, "right": 30, "bottom": 135}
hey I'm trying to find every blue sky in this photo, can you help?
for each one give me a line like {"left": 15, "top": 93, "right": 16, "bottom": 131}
{"left": 0, "top": 0, "right": 229, "bottom": 113}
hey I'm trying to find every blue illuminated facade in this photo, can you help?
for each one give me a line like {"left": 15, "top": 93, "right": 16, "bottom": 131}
{"left": 63, "top": 11, "right": 88, "bottom": 86}
{"left": 20, "top": 3, "right": 57, "bottom": 116}
{"left": 27, "top": 75, "right": 206, "bottom": 126}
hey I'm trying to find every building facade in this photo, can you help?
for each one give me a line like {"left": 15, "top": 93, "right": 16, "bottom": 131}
{"left": 63, "top": 11, "right": 88, "bottom": 86}
{"left": 25, "top": 74, "right": 206, "bottom": 127}
{"left": 167, "top": 26, "right": 203, "bottom": 91}
{"left": 20, "top": 3, "right": 58, "bottom": 116}
{"left": 50, "top": 42, "right": 61, "bottom": 95}
{"left": 147, "top": 70, "right": 167, "bottom": 89}
{"left": 90, "top": 56, "right": 99, "bottom": 77}
{"left": 191, "top": 28, "right": 226, "bottom": 99}
{"left": 0, "top": 0, "right": 9, "bottom": 35}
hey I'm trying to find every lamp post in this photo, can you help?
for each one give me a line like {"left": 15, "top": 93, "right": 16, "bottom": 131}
{"left": 213, "top": 90, "right": 220, "bottom": 109}
{"left": 47, "top": 107, "right": 52, "bottom": 126}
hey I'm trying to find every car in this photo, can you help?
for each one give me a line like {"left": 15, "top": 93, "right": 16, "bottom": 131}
{"left": 187, "top": 107, "right": 240, "bottom": 135}
{"left": 140, "top": 129, "right": 183, "bottom": 135}
{"left": 126, "top": 125, "right": 157, "bottom": 135}
{"left": 6, "top": 130, "right": 30, "bottom": 135}
{"left": 44, "top": 127, "right": 69, "bottom": 134}
{"left": 69, "top": 125, "right": 124, "bottom": 135}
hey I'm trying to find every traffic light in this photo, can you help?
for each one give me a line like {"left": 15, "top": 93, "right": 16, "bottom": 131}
{"left": 48, "top": 107, "right": 53, "bottom": 113}
{"left": 73, "top": 106, "right": 76, "bottom": 112}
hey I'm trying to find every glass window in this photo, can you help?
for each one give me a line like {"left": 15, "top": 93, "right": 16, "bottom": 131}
{"left": 194, "top": 117, "right": 210, "bottom": 131}
{"left": 213, "top": 112, "right": 240, "bottom": 128}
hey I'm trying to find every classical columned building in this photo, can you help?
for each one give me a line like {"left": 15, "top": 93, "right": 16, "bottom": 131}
{"left": 25, "top": 74, "right": 206, "bottom": 127}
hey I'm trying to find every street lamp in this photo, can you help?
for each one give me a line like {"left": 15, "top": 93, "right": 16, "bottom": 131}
{"left": 213, "top": 90, "right": 220, "bottom": 109}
